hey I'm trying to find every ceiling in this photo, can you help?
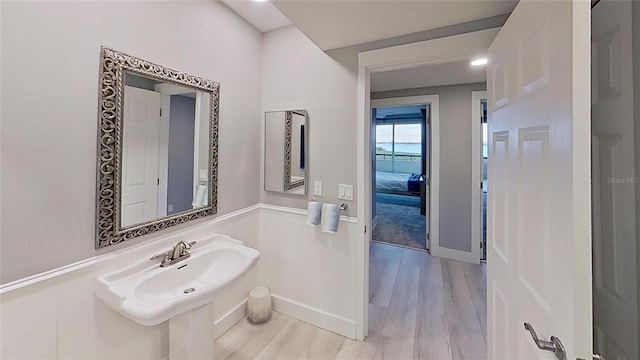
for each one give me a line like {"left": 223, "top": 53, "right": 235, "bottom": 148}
{"left": 272, "top": 0, "right": 517, "bottom": 50}
{"left": 221, "top": 1, "right": 499, "bottom": 90}
{"left": 221, "top": 0, "right": 291, "bottom": 32}
{"left": 371, "top": 60, "right": 487, "bottom": 93}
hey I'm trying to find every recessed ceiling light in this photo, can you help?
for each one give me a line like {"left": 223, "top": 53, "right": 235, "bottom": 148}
{"left": 471, "top": 58, "right": 488, "bottom": 67}
{"left": 254, "top": 0, "right": 268, "bottom": 2}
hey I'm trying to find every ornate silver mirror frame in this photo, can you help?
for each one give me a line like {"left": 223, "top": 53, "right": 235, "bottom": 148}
{"left": 283, "top": 110, "right": 307, "bottom": 192}
{"left": 95, "top": 47, "right": 219, "bottom": 249}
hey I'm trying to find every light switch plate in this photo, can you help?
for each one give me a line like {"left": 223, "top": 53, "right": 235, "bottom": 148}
{"left": 314, "top": 181, "right": 323, "bottom": 196}
{"left": 199, "top": 169, "right": 208, "bottom": 181}
{"left": 338, "top": 183, "right": 353, "bottom": 200}
{"left": 345, "top": 184, "right": 353, "bottom": 200}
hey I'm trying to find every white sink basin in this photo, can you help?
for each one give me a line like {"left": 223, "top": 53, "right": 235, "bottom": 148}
{"left": 96, "top": 234, "right": 260, "bottom": 326}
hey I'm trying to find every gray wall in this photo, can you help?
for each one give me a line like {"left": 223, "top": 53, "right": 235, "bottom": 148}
{"left": 125, "top": 73, "right": 159, "bottom": 91}
{"left": 0, "top": 0, "right": 262, "bottom": 284}
{"left": 372, "top": 82, "right": 487, "bottom": 252}
{"left": 261, "top": 17, "right": 507, "bottom": 217}
{"left": 167, "top": 95, "right": 195, "bottom": 215}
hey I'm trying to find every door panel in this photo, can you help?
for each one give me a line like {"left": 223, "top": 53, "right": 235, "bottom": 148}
{"left": 121, "top": 86, "right": 161, "bottom": 228}
{"left": 592, "top": 1, "right": 639, "bottom": 359}
{"left": 487, "top": 1, "right": 591, "bottom": 359}
{"left": 518, "top": 126, "right": 551, "bottom": 311}
{"left": 491, "top": 131, "right": 509, "bottom": 265}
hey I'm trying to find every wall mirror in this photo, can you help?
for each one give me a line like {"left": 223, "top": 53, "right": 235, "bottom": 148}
{"left": 264, "top": 110, "right": 308, "bottom": 195}
{"left": 96, "top": 47, "right": 219, "bottom": 249}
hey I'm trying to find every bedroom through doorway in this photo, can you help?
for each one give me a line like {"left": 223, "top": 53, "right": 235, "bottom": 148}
{"left": 371, "top": 103, "right": 429, "bottom": 251}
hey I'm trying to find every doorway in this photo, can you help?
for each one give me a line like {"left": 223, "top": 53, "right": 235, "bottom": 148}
{"left": 472, "top": 91, "right": 488, "bottom": 262}
{"left": 371, "top": 103, "right": 429, "bottom": 251}
{"left": 355, "top": 29, "right": 495, "bottom": 339}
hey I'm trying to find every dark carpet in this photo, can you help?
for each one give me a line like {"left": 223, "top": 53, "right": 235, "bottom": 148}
{"left": 372, "top": 197, "right": 426, "bottom": 250}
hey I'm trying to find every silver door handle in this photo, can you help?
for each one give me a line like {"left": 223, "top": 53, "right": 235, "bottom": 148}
{"left": 524, "top": 322, "right": 567, "bottom": 360}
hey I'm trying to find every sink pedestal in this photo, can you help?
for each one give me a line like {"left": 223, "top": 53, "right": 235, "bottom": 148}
{"left": 169, "top": 302, "right": 215, "bottom": 359}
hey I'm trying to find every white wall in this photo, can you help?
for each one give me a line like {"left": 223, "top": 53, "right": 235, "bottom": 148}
{"left": 372, "top": 83, "right": 487, "bottom": 252}
{"left": 0, "top": 0, "right": 262, "bottom": 284}
{"left": 258, "top": 206, "right": 359, "bottom": 337}
{"left": 258, "top": 26, "right": 363, "bottom": 339}
{"left": 0, "top": 205, "right": 362, "bottom": 358}
{"left": 261, "top": 26, "right": 358, "bottom": 213}
{"left": 0, "top": 209, "right": 261, "bottom": 359}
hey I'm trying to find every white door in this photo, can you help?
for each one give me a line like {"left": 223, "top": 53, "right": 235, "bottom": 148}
{"left": 591, "top": 1, "right": 638, "bottom": 359}
{"left": 487, "top": 1, "right": 592, "bottom": 359}
{"left": 121, "top": 86, "right": 161, "bottom": 228}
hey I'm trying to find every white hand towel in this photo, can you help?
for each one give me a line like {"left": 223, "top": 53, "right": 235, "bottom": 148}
{"left": 193, "top": 185, "right": 207, "bottom": 207}
{"left": 321, "top": 203, "right": 340, "bottom": 233}
{"left": 307, "top": 201, "right": 322, "bottom": 226}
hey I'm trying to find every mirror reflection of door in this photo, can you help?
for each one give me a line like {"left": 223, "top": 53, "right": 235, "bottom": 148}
{"left": 121, "top": 73, "right": 210, "bottom": 228}
{"left": 121, "top": 86, "right": 161, "bottom": 228}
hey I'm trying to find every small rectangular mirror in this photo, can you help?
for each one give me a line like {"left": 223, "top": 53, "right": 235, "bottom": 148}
{"left": 264, "top": 110, "right": 308, "bottom": 195}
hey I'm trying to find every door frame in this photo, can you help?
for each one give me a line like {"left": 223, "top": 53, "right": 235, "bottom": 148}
{"left": 355, "top": 27, "right": 500, "bottom": 339}
{"left": 371, "top": 95, "right": 439, "bottom": 251}
{"left": 471, "top": 90, "right": 487, "bottom": 262}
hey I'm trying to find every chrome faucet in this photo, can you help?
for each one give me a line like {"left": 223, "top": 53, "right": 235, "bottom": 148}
{"left": 150, "top": 241, "right": 196, "bottom": 267}
{"left": 171, "top": 241, "right": 192, "bottom": 260}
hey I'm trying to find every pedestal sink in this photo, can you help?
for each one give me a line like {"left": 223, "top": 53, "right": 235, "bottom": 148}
{"left": 96, "top": 234, "right": 260, "bottom": 359}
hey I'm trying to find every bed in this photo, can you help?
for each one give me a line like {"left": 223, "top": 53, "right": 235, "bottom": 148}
{"left": 376, "top": 171, "right": 422, "bottom": 194}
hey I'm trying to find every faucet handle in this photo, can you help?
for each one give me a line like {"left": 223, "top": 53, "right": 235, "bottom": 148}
{"left": 150, "top": 251, "right": 169, "bottom": 261}
{"left": 178, "top": 241, "right": 196, "bottom": 251}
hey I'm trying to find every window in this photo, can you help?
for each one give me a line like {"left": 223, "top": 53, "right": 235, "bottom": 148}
{"left": 376, "top": 123, "right": 422, "bottom": 174}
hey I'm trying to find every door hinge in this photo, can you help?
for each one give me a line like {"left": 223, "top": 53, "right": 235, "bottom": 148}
{"left": 481, "top": 181, "right": 483, "bottom": 189}
{"left": 157, "top": 178, "right": 160, "bottom": 186}
{"left": 159, "top": 108, "right": 162, "bottom": 117}
{"left": 427, "top": 234, "right": 430, "bottom": 240}
{"left": 364, "top": 225, "right": 367, "bottom": 234}
{"left": 480, "top": 241, "right": 483, "bottom": 248}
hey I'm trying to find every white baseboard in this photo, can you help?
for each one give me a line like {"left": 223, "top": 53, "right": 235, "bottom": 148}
{"left": 214, "top": 299, "right": 248, "bottom": 339}
{"left": 430, "top": 245, "right": 480, "bottom": 264}
{"left": 271, "top": 294, "right": 357, "bottom": 339}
